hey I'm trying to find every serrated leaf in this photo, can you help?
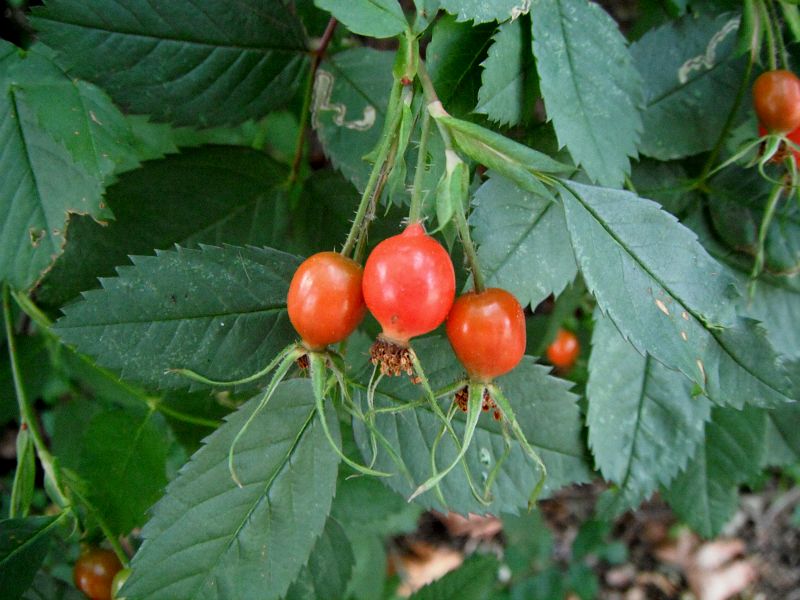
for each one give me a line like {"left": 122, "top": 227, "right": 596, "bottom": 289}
{"left": 426, "top": 15, "right": 495, "bottom": 117}
{"left": 352, "top": 337, "right": 591, "bottom": 515}
{"left": 77, "top": 408, "right": 170, "bottom": 534}
{"left": 315, "top": 0, "right": 407, "bottom": 38}
{"left": 633, "top": 12, "right": 743, "bottom": 160}
{"left": 332, "top": 473, "right": 422, "bottom": 536}
{"left": 10, "top": 44, "right": 139, "bottom": 181}
{"left": 123, "top": 380, "right": 340, "bottom": 600}
{"left": 685, "top": 207, "right": 800, "bottom": 359}
{"left": 587, "top": 312, "right": 711, "bottom": 510}
{"left": 313, "top": 48, "right": 394, "bottom": 190}
{"left": 409, "top": 554, "right": 498, "bottom": 600}
{"left": 560, "top": 181, "right": 794, "bottom": 409}
{"left": 36, "top": 146, "right": 290, "bottom": 307}
{"left": 471, "top": 173, "right": 576, "bottom": 309}
{"left": 476, "top": 18, "right": 536, "bottom": 126}
{"left": 664, "top": 405, "right": 765, "bottom": 537}
{"left": 284, "top": 517, "right": 354, "bottom": 600}
{"left": 763, "top": 403, "right": 800, "bottom": 467}
{"left": 531, "top": 0, "right": 642, "bottom": 187}
{"left": 53, "top": 245, "right": 300, "bottom": 390}
{"left": 439, "top": 0, "right": 531, "bottom": 24}
{"left": 0, "top": 42, "right": 106, "bottom": 291}
{"left": 0, "top": 516, "right": 60, "bottom": 600}
{"left": 32, "top": 0, "right": 308, "bottom": 127}
{"left": 342, "top": 534, "right": 387, "bottom": 600}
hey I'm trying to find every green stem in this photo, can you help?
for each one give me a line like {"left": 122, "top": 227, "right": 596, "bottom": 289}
{"left": 341, "top": 80, "right": 404, "bottom": 257}
{"left": 696, "top": 55, "right": 755, "bottom": 186}
{"left": 408, "top": 108, "right": 432, "bottom": 224}
{"left": 287, "top": 17, "right": 338, "bottom": 186}
{"left": 750, "top": 181, "right": 784, "bottom": 284}
{"left": 69, "top": 485, "right": 129, "bottom": 567}
{"left": 761, "top": 0, "right": 779, "bottom": 70}
{"left": 453, "top": 198, "right": 485, "bottom": 292}
{"left": 153, "top": 403, "right": 221, "bottom": 429}
{"left": 766, "top": 0, "right": 790, "bottom": 69}
{"left": 354, "top": 136, "right": 400, "bottom": 264}
{"left": 3, "top": 285, "right": 68, "bottom": 508}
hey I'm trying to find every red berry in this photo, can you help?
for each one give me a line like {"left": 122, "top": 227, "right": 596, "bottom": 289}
{"left": 362, "top": 223, "right": 455, "bottom": 344}
{"left": 73, "top": 548, "right": 123, "bottom": 600}
{"left": 287, "top": 252, "right": 366, "bottom": 350}
{"left": 753, "top": 70, "right": 800, "bottom": 133}
{"left": 446, "top": 288, "right": 526, "bottom": 382}
{"left": 546, "top": 328, "right": 580, "bottom": 370}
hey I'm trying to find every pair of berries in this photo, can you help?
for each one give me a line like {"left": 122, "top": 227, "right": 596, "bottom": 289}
{"left": 286, "top": 222, "right": 526, "bottom": 383}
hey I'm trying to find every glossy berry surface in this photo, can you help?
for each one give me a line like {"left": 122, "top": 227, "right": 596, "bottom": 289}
{"left": 753, "top": 70, "right": 800, "bottom": 133}
{"left": 73, "top": 548, "right": 123, "bottom": 600}
{"left": 363, "top": 223, "right": 455, "bottom": 344}
{"left": 287, "top": 252, "right": 366, "bottom": 350}
{"left": 446, "top": 288, "right": 526, "bottom": 382}
{"left": 546, "top": 328, "right": 580, "bottom": 369}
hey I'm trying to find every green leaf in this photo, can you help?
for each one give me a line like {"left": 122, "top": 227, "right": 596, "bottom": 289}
{"left": 471, "top": 173, "right": 577, "bottom": 309}
{"left": 560, "top": 181, "right": 794, "bottom": 409}
{"left": 437, "top": 115, "right": 571, "bottom": 196}
{"left": 439, "top": 0, "right": 531, "bottom": 23}
{"left": 284, "top": 517, "right": 354, "bottom": 600}
{"left": 342, "top": 534, "right": 387, "bottom": 600}
{"left": 315, "top": 0, "right": 407, "bottom": 38}
{"left": 685, "top": 207, "right": 800, "bottom": 359}
{"left": 10, "top": 44, "right": 139, "bottom": 181}
{"left": 36, "top": 146, "right": 290, "bottom": 307}
{"left": 32, "top": 0, "right": 308, "bottom": 127}
{"left": 426, "top": 15, "right": 495, "bottom": 117}
{"left": 501, "top": 510, "right": 553, "bottom": 576}
{"left": 123, "top": 380, "right": 340, "bottom": 600}
{"left": 352, "top": 337, "right": 592, "bottom": 515}
{"left": 587, "top": 312, "right": 711, "bottom": 510}
{"left": 0, "top": 42, "right": 106, "bottom": 291}
{"left": 409, "top": 554, "right": 498, "bottom": 600}
{"left": 664, "top": 405, "right": 766, "bottom": 537}
{"left": 531, "top": 0, "right": 642, "bottom": 187}
{"left": 10, "top": 427, "right": 36, "bottom": 518}
{"left": 633, "top": 12, "right": 743, "bottom": 160}
{"left": 77, "top": 408, "right": 171, "bottom": 535}
{"left": 313, "top": 48, "right": 394, "bottom": 190}
{"left": 631, "top": 159, "right": 697, "bottom": 216}
{"left": 0, "top": 516, "right": 60, "bottom": 600}
{"left": 476, "top": 18, "right": 536, "bottom": 127}
{"left": 53, "top": 245, "right": 300, "bottom": 390}
{"left": 332, "top": 472, "right": 422, "bottom": 536}
{"left": 763, "top": 403, "right": 800, "bottom": 467}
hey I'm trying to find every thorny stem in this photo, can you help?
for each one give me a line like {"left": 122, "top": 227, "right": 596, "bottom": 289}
{"left": 354, "top": 136, "right": 400, "bottom": 263}
{"left": 341, "top": 79, "right": 404, "bottom": 257}
{"left": 760, "top": 0, "right": 779, "bottom": 70}
{"left": 287, "top": 17, "right": 338, "bottom": 186}
{"left": 766, "top": 0, "right": 790, "bottom": 69}
{"left": 3, "top": 284, "right": 69, "bottom": 509}
{"left": 408, "top": 108, "right": 432, "bottom": 224}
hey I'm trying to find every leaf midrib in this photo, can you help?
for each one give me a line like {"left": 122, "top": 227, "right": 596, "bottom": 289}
{"left": 189, "top": 404, "right": 318, "bottom": 599}
{"left": 562, "top": 182, "right": 789, "bottom": 399}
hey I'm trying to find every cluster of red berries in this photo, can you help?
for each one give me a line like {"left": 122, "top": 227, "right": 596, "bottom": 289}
{"left": 287, "top": 222, "right": 526, "bottom": 384}
{"left": 287, "top": 222, "right": 579, "bottom": 385}
{"left": 753, "top": 69, "right": 800, "bottom": 163}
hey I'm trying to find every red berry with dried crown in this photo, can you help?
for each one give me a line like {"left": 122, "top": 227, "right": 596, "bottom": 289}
{"left": 446, "top": 288, "right": 526, "bottom": 383}
{"left": 287, "top": 252, "right": 366, "bottom": 351}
